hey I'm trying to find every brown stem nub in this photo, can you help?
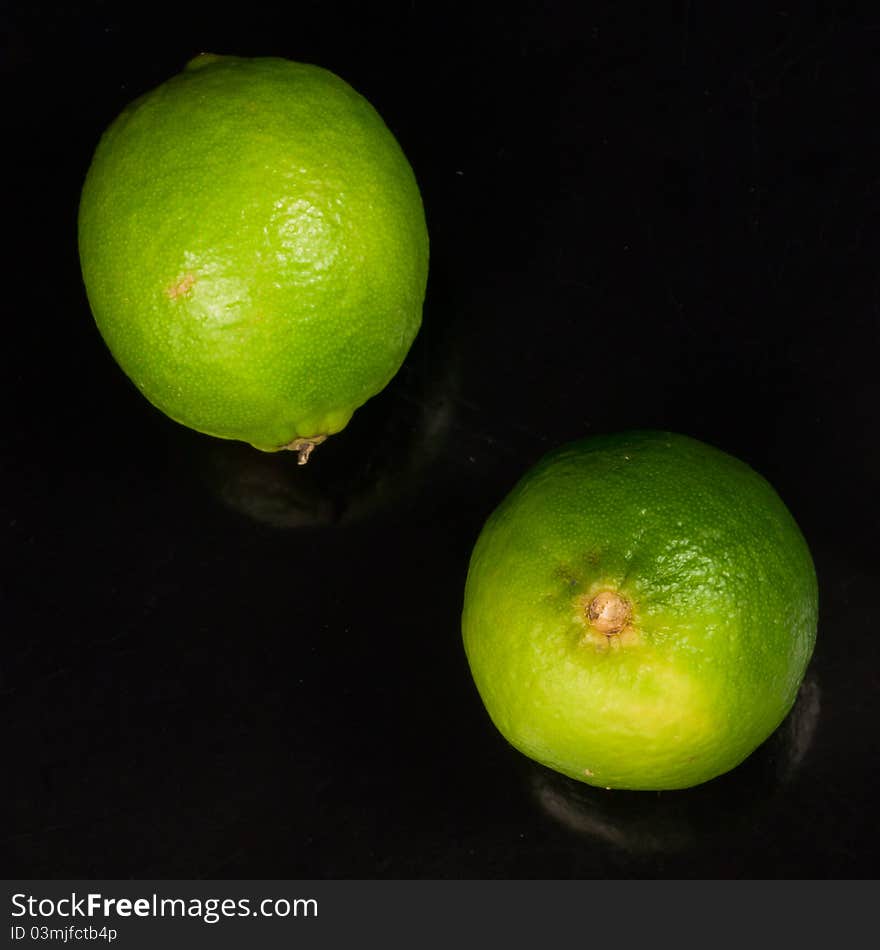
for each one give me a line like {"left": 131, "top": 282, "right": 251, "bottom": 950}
{"left": 587, "top": 590, "right": 631, "bottom": 636}
{"left": 284, "top": 435, "right": 328, "bottom": 465}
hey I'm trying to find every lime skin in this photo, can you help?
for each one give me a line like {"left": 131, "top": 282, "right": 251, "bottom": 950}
{"left": 78, "top": 55, "right": 428, "bottom": 454}
{"left": 461, "top": 431, "right": 819, "bottom": 791}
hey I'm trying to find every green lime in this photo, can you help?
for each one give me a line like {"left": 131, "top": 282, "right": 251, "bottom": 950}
{"left": 78, "top": 54, "right": 428, "bottom": 458}
{"left": 462, "top": 431, "right": 818, "bottom": 791}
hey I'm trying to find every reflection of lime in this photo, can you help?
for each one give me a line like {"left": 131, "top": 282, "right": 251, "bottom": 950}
{"left": 79, "top": 55, "right": 428, "bottom": 457}
{"left": 462, "top": 431, "right": 818, "bottom": 791}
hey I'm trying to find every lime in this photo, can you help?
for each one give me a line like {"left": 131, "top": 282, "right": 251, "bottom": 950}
{"left": 78, "top": 54, "right": 428, "bottom": 458}
{"left": 462, "top": 431, "right": 818, "bottom": 791}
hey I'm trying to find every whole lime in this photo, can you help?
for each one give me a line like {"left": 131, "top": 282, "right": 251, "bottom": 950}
{"left": 78, "top": 54, "right": 429, "bottom": 458}
{"left": 461, "top": 431, "right": 818, "bottom": 791}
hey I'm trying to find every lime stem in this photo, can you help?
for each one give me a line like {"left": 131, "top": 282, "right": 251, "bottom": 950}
{"left": 285, "top": 435, "right": 327, "bottom": 465}
{"left": 587, "top": 591, "right": 631, "bottom": 636}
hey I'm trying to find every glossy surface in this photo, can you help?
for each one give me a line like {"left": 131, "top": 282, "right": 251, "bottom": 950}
{"left": 5, "top": 2, "right": 879, "bottom": 877}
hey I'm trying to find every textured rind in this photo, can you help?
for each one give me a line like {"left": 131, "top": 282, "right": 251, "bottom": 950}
{"left": 461, "top": 431, "right": 819, "bottom": 790}
{"left": 78, "top": 55, "right": 429, "bottom": 450}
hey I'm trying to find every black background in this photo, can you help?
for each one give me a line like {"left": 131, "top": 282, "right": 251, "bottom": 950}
{"left": 4, "top": 1, "right": 879, "bottom": 879}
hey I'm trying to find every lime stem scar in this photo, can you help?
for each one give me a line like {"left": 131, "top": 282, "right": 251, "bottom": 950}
{"left": 587, "top": 591, "right": 631, "bottom": 635}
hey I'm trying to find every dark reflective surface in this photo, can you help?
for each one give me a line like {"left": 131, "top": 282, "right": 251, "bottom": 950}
{"left": 5, "top": 2, "right": 879, "bottom": 878}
